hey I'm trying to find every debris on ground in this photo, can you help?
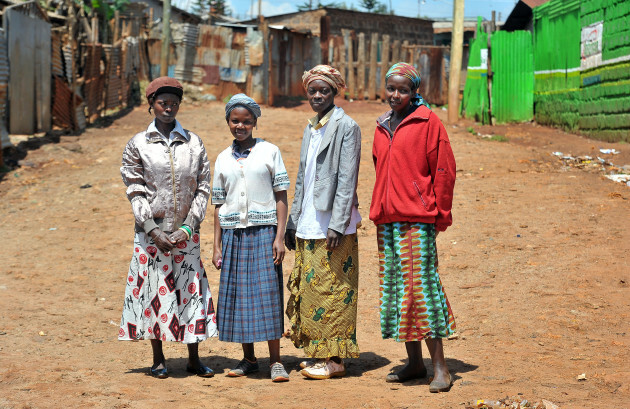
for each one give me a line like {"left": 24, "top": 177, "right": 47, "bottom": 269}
{"left": 599, "top": 148, "right": 620, "bottom": 155}
{"left": 466, "top": 396, "right": 560, "bottom": 409}
{"left": 551, "top": 150, "right": 629, "bottom": 186}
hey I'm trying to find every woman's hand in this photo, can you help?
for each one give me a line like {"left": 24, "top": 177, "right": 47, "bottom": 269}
{"left": 273, "top": 236, "right": 285, "bottom": 265}
{"left": 285, "top": 229, "right": 296, "bottom": 251}
{"left": 325, "top": 228, "right": 342, "bottom": 251}
{"left": 169, "top": 229, "right": 188, "bottom": 245}
{"left": 149, "top": 228, "right": 174, "bottom": 254}
{"left": 212, "top": 248, "right": 223, "bottom": 270}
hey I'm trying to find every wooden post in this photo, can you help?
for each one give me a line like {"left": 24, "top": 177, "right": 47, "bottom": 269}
{"left": 329, "top": 38, "right": 335, "bottom": 67}
{"left": 113, "top": 10, "right": 120, "bottom": 43}
{"left": 368, "top": 33, "right": 378, "bottom": 100}
{"left": 402, "top": 40, "right": 410, "bottom": 63}
{"left": 320, "top": 15, "right": 330, "bottom": 65}
{"left": 91, "top": 16, "right": 98, "bottom": 43}
{"left": 448, "top": 0, "right": 465, "bottom": 123}
{"left": 267, "top": 31, "right": 274, "bottom": 106}
{"left": 391, "top": 39, "right": 400, "bottom": 64}
{"left": 357, "top": 32, "right": 365, "bottom": 100}
{"left": 343, "top": 30, "right": 356, "bottom": 99}
{"left": 380, "top": 34, "right": 390, "bottom": 100}
{"left": 260, "top": 19, "right": 270, "bottom": 106}
{"left": 487, "top": 10, "right": 495, "bottom": 124}
{"left": 338, "top": 35, "right": 346, "bottom": 82}
{"left": 160, "top": 0, "right": 172, "bottom": 77}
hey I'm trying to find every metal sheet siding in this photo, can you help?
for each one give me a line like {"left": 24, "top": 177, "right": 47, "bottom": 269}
{"left": 491, "top": 30, "right": 534, "bottom": 123}
{"left": 533, "top": 0, "right": 581, "bottom": 92}
{"left": 461, "top": 18, "right": 490, "bottom": 123}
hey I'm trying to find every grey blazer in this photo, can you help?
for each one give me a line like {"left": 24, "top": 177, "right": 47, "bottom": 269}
{"left": 287, "top": 106, "right": 361, "bottom": 234}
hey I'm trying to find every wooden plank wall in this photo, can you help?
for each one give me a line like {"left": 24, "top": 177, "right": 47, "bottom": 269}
{"left": 329, "top": 30, "right": 449, "bottom": 105}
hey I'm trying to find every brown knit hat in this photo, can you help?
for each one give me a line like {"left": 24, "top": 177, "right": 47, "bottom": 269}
{"left": 145, "top": 76, "right": 183, "bottom": 100}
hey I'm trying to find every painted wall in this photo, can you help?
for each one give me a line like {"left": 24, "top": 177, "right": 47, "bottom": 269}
{"left": 533, "top": 0, "right": 630, "bottom": 141}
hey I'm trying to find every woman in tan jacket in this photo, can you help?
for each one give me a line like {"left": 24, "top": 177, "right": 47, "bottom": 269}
{"left": 118, "top": 77, "right": 218, "bottom": 379}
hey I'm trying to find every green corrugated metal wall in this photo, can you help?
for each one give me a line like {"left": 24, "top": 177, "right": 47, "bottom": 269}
{"left": 532, "top": 0, "right": 630, "bottom": 141}
{"left": 491, "top": 31, "right": 534, "bottom": 123}
{"left": 461, "top": 18, "right": 490, "bottom": 123}
{"left": 533, "top": 0, "right": 581, "bottom": 130}
{"left": 579, "top": 0, "right": 630, "bottom": 141}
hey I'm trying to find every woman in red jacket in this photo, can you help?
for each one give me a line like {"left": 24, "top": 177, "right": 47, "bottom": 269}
{"left": 369, "top": 62, "right": 456, "bottom": 393}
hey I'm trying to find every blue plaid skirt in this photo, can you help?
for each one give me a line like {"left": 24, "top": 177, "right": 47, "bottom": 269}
{"left": 217, "top": 225, "right": 284, "bottom": 343}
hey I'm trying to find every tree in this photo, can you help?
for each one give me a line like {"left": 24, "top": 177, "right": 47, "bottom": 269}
{"left": 211, "top": 0, "right": 231, "bottom": 16}
{"left": 192, "top": 0, "right": 231, "bottom": 16}
{"left": 359, "top": 0, "right": 386, "bottom": 13}
{"left": 297, "top": 0, "right": 343, "bottom": 11}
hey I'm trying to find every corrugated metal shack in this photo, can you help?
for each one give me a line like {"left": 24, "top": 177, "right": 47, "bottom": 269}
{"left": 577, "top": 0, "right": 630, "bottom": 141}
{"left": 534, "top": 0, "right": 630, "bottom": 141}
{"left": 0, "top": 0, "right": 150, "bottom": 143}
{"left": 462, "top": 0, "right": 629, "bottom": 141}
{"left": 462, "top": 17, "right": 535, "bottom": 124}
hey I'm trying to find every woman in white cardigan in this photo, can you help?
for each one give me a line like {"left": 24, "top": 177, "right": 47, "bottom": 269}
{"left": 212, "top": 94, "right": 290, "bottom": 382}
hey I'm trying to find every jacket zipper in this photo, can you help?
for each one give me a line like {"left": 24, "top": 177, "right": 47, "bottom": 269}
{"left": 167, "top": 145, "right": 178, "bottom": 219}
{"left": 377, "top": 120, "right": 394, "bottom": 215}
{"left": 378, "top": 113, "right": 418, "bottom": 217}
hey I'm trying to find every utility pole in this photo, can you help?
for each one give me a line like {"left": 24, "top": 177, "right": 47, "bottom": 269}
{"left": 447, "top": 0, "right": 464, "bottom": 123}
{"left": 160, "top": 0, "right": 172, "bottom": 77}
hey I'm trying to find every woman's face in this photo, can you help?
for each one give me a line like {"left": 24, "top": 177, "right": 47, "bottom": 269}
{"left": 152, "top": 93, "right": 180, "bottom": 124}
{"left": 306, "top": 80, "right": 335, "bottom": 115}
{"left": 227, "top": 107, "right": 256, "bottom": 141}
{"left": 385, "top": 75, "right": 415, "bottom": 114}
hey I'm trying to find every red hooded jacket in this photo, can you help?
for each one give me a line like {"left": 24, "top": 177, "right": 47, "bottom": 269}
{"left": 369, "top": 105, "right": 456, "bottom": 231}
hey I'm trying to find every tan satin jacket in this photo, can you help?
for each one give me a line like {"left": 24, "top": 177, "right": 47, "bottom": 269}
{"left": 120, "top": 120, "right": 211, "bottom": 234}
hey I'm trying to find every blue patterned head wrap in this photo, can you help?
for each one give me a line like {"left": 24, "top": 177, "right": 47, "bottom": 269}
{"left": 385, "top": 62, "right": 430, "bottom": 108}
{"left": 225, "top": 94, "right": 262, "bottom": 120}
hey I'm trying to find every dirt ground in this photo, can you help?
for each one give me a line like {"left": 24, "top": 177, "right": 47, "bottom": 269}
{"left": 0, "top": 98, "right": 628, "bottom": 409}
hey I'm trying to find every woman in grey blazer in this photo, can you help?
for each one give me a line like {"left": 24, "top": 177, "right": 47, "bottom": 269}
{"left": 285, "top": 65, "right": 362, "bottom": 380}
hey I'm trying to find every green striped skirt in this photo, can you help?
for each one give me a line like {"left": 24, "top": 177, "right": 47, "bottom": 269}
{"left": 377, "top": 222, "right": 455, "bottom": 342}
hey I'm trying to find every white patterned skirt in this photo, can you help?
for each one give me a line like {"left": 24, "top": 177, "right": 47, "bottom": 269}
{"left": 118, "top": 231, "right": 218, "bottom": 344}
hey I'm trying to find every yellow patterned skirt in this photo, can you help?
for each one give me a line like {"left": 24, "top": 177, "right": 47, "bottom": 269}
{"left": 286, "top": 234, "right": 360, "bottom": 358}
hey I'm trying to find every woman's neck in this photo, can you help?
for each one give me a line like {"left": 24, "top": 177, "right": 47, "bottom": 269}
{"left": 155, "top": 119, "right": 176, "bottom": 137}
{"left": 317, "top": 104, "right": 335, "bottom": 120}
{"left": 391, "top": 105, "right": 410, "bottom": 121}
{"left": 236, "top": 136, "right": 256, "bottom": 151}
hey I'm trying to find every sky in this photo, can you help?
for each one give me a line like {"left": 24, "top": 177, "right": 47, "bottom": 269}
{"left": 174, "top": 0, "right": 519, "bottom": 22}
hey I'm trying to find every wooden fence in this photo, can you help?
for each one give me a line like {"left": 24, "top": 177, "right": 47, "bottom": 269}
{"left": 328, "top": 30, "right": 449, "bottom": 105}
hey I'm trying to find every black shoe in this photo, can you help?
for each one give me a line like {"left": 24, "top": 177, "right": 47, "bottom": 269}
{"left": 186, "top": 362, "right": 215, "bottom": 378}
{"left": 150, "top": 363, "right": 169, "bottom": 379}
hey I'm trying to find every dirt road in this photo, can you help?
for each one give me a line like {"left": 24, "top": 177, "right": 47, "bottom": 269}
{"left": 0, "top": 99, "right": 628, "bottom": 409}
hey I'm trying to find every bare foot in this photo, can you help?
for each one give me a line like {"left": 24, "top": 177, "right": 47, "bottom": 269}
{"left": 385, "top": 363, "right": 428, "bottom": 382}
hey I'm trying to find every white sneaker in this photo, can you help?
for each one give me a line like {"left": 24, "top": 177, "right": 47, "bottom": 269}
{"left": 300, "top": 359, "right": 346, "bottom": 379}
{"left": 299, "top": 360, "right": 315, "bottom": 369}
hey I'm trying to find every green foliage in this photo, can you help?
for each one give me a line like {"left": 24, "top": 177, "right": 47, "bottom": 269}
{"left": 80, "top": 0, "right": 129, "bottom": 19}
{"left": 297, "top": 0, "right": 343, "bottom": 11}
{"left": 359, "top": 0, "right": 386, "bottom": 13}
{"left": 466, "top": 126, "right": 475, "bottom": 134}
{"left": 488, "top": 134, "right": 508, "bottom": 142}
{"left": 193, "top": 0, "right": 231, "bottom": 16}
